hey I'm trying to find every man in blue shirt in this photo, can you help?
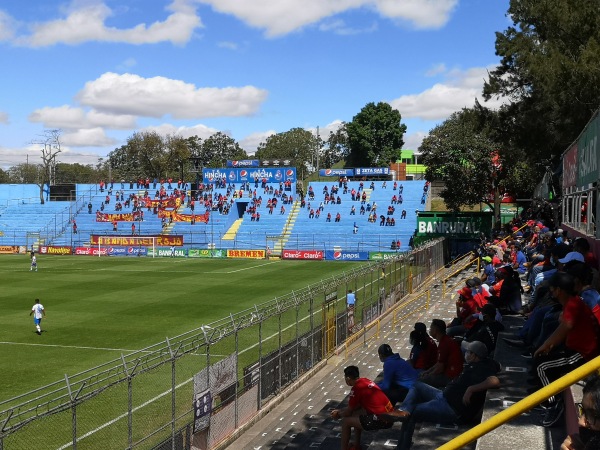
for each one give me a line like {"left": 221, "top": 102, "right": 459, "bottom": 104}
{"left": 347, "top": 290, "right": 356, "bottom": 308}
{"left": 377, "top": 344, "right": 419, "bottom": 405}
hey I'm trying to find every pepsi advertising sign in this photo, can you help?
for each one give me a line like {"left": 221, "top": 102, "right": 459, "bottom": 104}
{"left": 203, "top": 167, "right": 296, "bottom": 183}
{"left": 325, "top": 251, "right": 369, "bottom": 261}
{"left": 319, "top": 168, "right": 355, "bottom": 177}
{"left": 355, "top": 167, "right": 390, "bottom": 175}
{"left": 226, "top": 160, "right": 259, "bottom": 168}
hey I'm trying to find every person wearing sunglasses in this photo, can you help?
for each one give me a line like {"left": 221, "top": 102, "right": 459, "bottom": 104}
{"left": 562, "top": 373, "right": 600, "bottom": 449}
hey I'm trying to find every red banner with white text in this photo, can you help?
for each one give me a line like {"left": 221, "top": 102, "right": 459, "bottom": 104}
{"left": 90, "top": 235, "right": 184, "bottom": 246}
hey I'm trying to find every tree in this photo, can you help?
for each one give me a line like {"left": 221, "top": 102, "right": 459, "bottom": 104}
{"left": 54, "top": 163, "right": 98, "bottom": 184}
{"left": 200, "top": 132, "right": 247, "bottom": 168}
{"left": 0, "top": 168, "right": 8, "bottom": 183}
{"left": 483, "top": 0, "right": 600, "bottom": 182}
{"left": 255, "top": 128, "right": 319, "bottom": 179}
{"left": 324, "top": 123, "right": 349, "bottom": 168}
{"left": 31, "top": 130, "right": 62, "bottom": 204}
{"left": 345, "top": 102, "right": 406, "bottom": 168}
{"left": 419, "top": 108, "right": 502, "bottom": 218}
{"left": 7, "top": 163, "right": 39, "bottom": 184}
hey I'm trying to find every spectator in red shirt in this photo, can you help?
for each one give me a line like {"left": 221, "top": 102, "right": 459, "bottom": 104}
{"left": 533, "top": 272, "right": 600, "bottom": 427}
{"left": 408, "top": 322, "right": 438, "bottom": 371}
{"left": 419, "top": 319, "right": 463, "bottom": 388}
{"left": 447, "top": 286, "right": 479, "bottom": 337}
{"left": 330, "top": 365, "right": 394, "bottom": 450}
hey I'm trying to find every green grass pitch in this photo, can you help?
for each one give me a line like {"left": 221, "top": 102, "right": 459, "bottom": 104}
{"left": 0, "top": 254, "right": 358, "bottom": 404}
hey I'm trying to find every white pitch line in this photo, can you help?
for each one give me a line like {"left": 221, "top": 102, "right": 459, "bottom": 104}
{"left": 0, "top": 341, "right": 150, "bottom": 353}
{"left": 215, "top": 260, "right": 279, "bottom": 274}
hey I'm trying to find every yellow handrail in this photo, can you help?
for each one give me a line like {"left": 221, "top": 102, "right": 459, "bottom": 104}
{"left": 437, "top": 355, "right": 600, "bottom": 449}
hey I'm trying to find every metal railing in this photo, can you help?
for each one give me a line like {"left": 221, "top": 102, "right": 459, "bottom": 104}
{"left": 0, "top": 239, "right": 448, "bottom": 450}
{"left": 438, "top": 355, "right": 600, "bottom": 449}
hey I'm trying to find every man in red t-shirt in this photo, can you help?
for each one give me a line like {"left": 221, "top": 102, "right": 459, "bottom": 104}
{"left": 533, "top": 272, "right": 600, "bottom": 427}
{"left": 419, "top": 319, "right": 463, "bottom": 388}
{"left": 331, "top": 365, "right": 393, "bottom": 450}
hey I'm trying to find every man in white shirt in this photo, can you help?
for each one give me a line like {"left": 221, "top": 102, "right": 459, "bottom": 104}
{"left": 29, "top": 299, "right": 46, "bottom": 335}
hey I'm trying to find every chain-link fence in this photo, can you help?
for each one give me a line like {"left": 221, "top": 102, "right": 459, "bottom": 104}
{"left": 0, "top": 239, "right": 447, "bottom": 450}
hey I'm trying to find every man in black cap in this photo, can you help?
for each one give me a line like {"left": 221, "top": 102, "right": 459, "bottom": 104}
{"left": 380, "top": 341, "right": 501, "bottom": 450}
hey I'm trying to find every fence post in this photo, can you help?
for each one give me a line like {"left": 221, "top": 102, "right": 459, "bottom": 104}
{"left": 165, "top": 337, "right": 177, "bottom": 450}
{"left": 121, "top": 354, "right": 139, "bottom": 450}
{"left": 64, "top": 374, "right": 85, "bottom": 450}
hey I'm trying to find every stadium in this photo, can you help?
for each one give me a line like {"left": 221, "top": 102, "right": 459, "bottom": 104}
{"left": 2, "top": 131, "right": 600, "bottom": 450}
{"left": 4, "top": 4, "right": 600, "bottom": 446}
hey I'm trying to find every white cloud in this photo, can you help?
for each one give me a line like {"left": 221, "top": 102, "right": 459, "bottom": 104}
{"left": 239, "top": 130, "right": 277, "bottom": 154}
{"left": 17, "top": 0, "right": 202, "bottom": 47}
{"left": 389, "top": 66, "right": 506, "bottom": 121}
{"left": 29, "top": 105, "right": 137, "bottom": 130}
{"left": 0, "top": 111, "right": 9, "bottom": 124}
{"left": 319, "top": 19, "right": 378, "bottom": 35}
{"left": 425, "top": 63, "right": 446, "bottom": 77}
{"left": 117, "top": 57, "right": 137, "bottom": 71}
{"left": 0, "top": 10, "right": 16, "bottom": 41}
{"left": 143, "top": 123, "right": 219, "bottom": 140}
{"left": 402, "top": 131, "right": 427, "bottom": 151}
{"left": 218, "top": 41, "right": 238, "bottom": 50}
{"left": 0, "top": 145, "right": 102, "bottom": 169}
{"left": 75, "top": 72, "right": 269, "bottom": 119}
{"left": 306, "top": 119, "right": 345, "bottom": 139}
{"left": 199, "top": 0, "right": 457, "bottom": 37}
{"left": 61, "top": 128, "right": 118, "bottom": 147}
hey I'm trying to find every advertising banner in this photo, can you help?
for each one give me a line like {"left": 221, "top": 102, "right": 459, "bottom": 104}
{"left": 96, "top": 211, "right": 143, "bottom": 222}
{"left": 202, "top": 167, "right": 296, "bottom": 183}
{"left": 355, "top": 167, "right": 390, "bottom": 176}
{"left": 325, "top": 250, "right": 369, "bottom": 261}
{"left": 416, "top": 212, "right": 492, "bottom": 238}
{"left": 281, "top": 249, "right": 324, "bottom": 260}
{"left": 226, "top": 249, "right": 266, "bottom": 259}
{"left": 563, "top": 143, "right": 578, "bottom": 189}
{"left": 90, "top": 235, "right": 184, "bottom": 246}
{"left": 0, "top": 246, "right": 18, "bottom": 254}
{"left": 188, "top": 249, "right": 226, "bottom": 258}
{"left": 318, "top": 168, "right": 355, "bottom": 177}
{"left": 369, "top": 251, "right": 400, "bottom": 260}
{"left": 147, "top": 247, "right": 186, "bottom": 257}
{"left": 158, "top": 210, "right": 210, "bottom": 223}
{"left": 74, "top": 247, "right": 107, "bottom": 256}
{"left": 39, "top": 246, "right": 72, "bottom": 255}
{"left": 226, "top": 160, "right": 260, "bottom": 168}
{"left": 578, "top": 114, "right": 600, "bottom": 187}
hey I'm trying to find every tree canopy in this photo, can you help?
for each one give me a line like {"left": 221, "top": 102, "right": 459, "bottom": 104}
{"left": 255, "top": 127, "right": 319, "bottom": 179}
{"left": 483, "top": 0, "right": 600, "bottom": 173}
{"left": 345, "top": 102, "right": 406, "bottom": 167}
{"left": 419, "top": 108, "right": 501, "bottom": 214}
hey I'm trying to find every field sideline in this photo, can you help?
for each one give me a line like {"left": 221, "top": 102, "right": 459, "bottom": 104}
{"left": 0, "top": 254, "right": 358, "bottom": 403}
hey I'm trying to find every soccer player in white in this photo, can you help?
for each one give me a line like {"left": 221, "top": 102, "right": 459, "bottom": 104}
{"left": 29, "top": 299, "right": 45, "bottom": 335}
{"left": 30, "top": 255, "right": 37, "bottom": 271}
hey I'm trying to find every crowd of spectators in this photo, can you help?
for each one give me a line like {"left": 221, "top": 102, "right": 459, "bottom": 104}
{"left": 330, "top": 212, "right": 600, "bottom": 449}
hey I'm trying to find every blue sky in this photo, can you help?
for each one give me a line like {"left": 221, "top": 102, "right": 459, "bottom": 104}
{"left": 0, "top": 0, "right": 510, "bottom": 169}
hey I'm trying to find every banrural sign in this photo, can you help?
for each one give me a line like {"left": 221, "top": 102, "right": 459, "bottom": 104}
{"left": 416, "top": 213, "right": 492, "bottom": 238}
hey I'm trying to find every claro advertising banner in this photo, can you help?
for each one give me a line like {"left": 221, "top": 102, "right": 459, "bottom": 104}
{"left": 74, "top": 246, "right": 147, "bottom": 256}
{"left": 325, "top": 251, "right": 369, "bottom": 261}
{"left": 282, "top": 249, "right": 324, "bottom": 260}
